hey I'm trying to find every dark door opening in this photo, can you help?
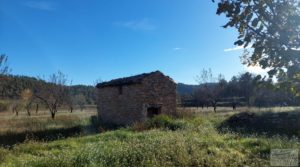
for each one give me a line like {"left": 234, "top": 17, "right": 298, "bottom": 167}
{"left": 147, "top": 106, "right": 161, "bottom": 118}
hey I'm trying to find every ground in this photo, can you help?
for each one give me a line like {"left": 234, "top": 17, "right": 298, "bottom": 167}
{"left": 0, "top": 107, "right": 299, "bottom": 166}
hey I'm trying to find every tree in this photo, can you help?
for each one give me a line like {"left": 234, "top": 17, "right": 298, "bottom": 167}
{"left": 21, "top": 89, "right": 34, "bottom": 116}
{"left": 195, "top": 68, "right": 225, "bottom": 112}
{"left": 238, "top": 72, "right": 256, "bottom": 106}
{"left": 73, "top": 94, "right": 86, "bottom": 111}
{"left": 0, "top": 54, "right": 10, "bottom": 75}
{"left": 34, "top": 71, "right": 70, "bottom": 119}
{"left": 214, "top": 0, "right": 300, "bottom": 95}
{"left": 0, "top": 55, "right": 11, "bottom": 101}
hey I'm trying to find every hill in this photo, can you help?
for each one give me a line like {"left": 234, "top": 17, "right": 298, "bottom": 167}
{"left": 0, "top": 75, "right": 96, "bottom": 105}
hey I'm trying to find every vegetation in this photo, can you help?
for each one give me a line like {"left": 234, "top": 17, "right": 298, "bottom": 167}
{"left": 214, "top": 0, "right": 300, "bottom": 95}
{"left": 182, "top": 71, "right": 299, "bottom": 111}
{"left": 0, "top": 108, "right": 299, "bottom": 166}
{"left": 0, "top": 73, "right": 97, "bottom": 119}
{"left": 0, "top": 54, "right": 10, "bottom": 75}
{"left": 0, "top": 75, "right": 96, "bottom": 104}
{"left": 0, "top": 0, "right": 298, "bottom": 166}
{"left": 0, "top": 109, "right": 97, "bottom": 146}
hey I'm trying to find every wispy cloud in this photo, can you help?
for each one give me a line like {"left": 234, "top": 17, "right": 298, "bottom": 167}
{"left": 24, "top": 1, "right": 56, "bottom": 11}
{"left": 115, "top": 18, "right": 157, "bottom": 31}
{"left": 224, "top": 46, "right": 244, "bottom": 52}
{"left": 173, "top": 47, "right": 183, "bottom": 51}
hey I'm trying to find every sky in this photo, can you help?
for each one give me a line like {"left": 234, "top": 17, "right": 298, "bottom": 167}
{"left": 0, "top": 0, "right": 258, "bottom": 85}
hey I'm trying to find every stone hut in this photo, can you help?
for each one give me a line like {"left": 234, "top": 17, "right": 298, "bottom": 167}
{"left": 96, "top": 71, "right": 176, "bottom": 125}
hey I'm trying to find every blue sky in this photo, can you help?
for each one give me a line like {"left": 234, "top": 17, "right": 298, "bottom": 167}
{"left": 0, "top": 0, "right": 252, "bottom": 85}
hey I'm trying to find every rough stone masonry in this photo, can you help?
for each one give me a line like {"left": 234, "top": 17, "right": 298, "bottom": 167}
{"left": 96, "top": 71, "right": 176, "bottom": 125}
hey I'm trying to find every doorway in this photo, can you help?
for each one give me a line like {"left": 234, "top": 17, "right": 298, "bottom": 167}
{"left": 147, "top": 106, "right": 162, "bottom": 118}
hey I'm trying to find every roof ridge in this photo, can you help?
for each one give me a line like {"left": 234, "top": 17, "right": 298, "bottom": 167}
{"left": 96, "top": 71, "right": 163, "bottom": 88}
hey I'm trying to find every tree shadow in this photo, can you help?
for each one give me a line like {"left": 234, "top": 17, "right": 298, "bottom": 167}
{"left": 218, "top": 110, "right": 300, "bottom": 138}
{"left": 0, "top": 116, "right": 126, "bottom": 147}
{"left": 0, "top": 116, "right": 100, "bottom": 147}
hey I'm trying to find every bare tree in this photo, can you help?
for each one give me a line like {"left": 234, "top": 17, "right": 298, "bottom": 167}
{"left": 0, "top": 55, "right": 11, "bottom": 100}
{"left": 73, "top": 94, "right": 86, "bottom": 111}
{"left": 195, "top": 69, "right": 226, "bottom": 112}
{"left": 34, "top": 71, "right": 70, "bottom": 119}
{"left": 11, "top": 101, "right": 22, "bottom": 116}
{"left": 0, "top": 54, "right": 10, "bottom": 75}
{"left": 93, "top": 77, "right": 103, "bottom": 87}
{"left": 21, "top": 89, "right": 34, "bottom": 116}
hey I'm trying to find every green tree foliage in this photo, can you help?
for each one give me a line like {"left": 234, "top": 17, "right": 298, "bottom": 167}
{"left": 187, "top": 72, "right": 298, "bottom": 108}
{"left": 214, "top": 0, "right": 300, "bottom": 95}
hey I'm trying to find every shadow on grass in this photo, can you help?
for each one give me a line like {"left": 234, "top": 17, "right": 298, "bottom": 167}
{"left": 218, "top": 110, "right": 300, "bottom": 138}
{"left": 0, "top": 125, "right": 99, "bottom": 147}
{"left": 0, "top": 116, "right": 127, "bottom": 147}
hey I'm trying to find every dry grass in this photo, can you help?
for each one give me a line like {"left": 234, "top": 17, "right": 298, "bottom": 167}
{"left": 0, "top": 108, "right": 97, "bottom": 134}
{"left": 1, "top": 107, "right": 299, "bottom": 167}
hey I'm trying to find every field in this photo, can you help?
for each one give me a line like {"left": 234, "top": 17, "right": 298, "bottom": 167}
{"left": 0, "top": 107, "right": 97, "bottom": 146}
{"left": 0, "top": 107, "right": 300, "bottom": 166}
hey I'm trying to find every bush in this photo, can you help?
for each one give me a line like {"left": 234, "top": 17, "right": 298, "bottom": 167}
{"left": 172, "top": 108, "right": 196, "bottom": 119}
{"left": 0, "top": 101, "right": 9, "bottom": 112}
{"left": 0, "top": 148, "right": 9, "bottom": 162}
{"left": 145, "top": 115, "right": 187, "bottom": 130}
{"left": 131, "top": 121, "right": 147, "bottom": 132}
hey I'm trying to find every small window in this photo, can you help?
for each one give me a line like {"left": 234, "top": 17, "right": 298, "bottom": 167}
{"left": 147, "top": 107, "right": 161, "bottom": 118}
{"left": 118, "top": 86, "right": 123, "bottom": 95}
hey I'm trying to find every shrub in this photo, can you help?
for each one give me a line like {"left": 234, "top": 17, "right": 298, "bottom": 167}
{"left": 131, "top": 121, "right": 147, "bottom": 132}
{"left": 145, "top": 115, "right": 187, "bottom": 130}
{"left": 172, "top": 108, "right": 196, "bottom": 119}
{"left": 0, "top": 148, "right": 9, "bottom": 162}
{"left": 0, "top": 101, "right": 9, "bottom": 112}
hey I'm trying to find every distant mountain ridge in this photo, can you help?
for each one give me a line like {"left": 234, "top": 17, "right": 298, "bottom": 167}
{"left": 176, "top": 83, "right": 217, "bottom": 95}
{"left": 176, "top": 83, "right": 200, "bottom": 95}
{"left": 0, "top": 75, "right": 214, "bottom": 101}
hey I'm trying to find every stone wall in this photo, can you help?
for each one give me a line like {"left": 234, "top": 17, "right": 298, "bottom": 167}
{"left": 97, "top": 73, "right": 176, "bottom": 125}
{"left": 141, "top": 73, "right": 177, "bottom": 116}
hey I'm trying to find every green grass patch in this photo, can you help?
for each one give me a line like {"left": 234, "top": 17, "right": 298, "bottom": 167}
{"left": 0, "top": 110, "right": 300, "bottom": 166}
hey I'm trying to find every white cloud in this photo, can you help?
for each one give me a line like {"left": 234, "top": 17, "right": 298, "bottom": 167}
{"left": 24, "top": 1, "right": 56, "bottom": 11}
{"left": 224, "top": 45, "right": 251, "bottom": 52}
{"left": 224, "top": 46, "right": 244, "bottom": 52}
{"left": 173, "top": 47, "right": 182, "bottom": 51}
{"left": 115, "top": 18, "right": 157, "bottom": 31}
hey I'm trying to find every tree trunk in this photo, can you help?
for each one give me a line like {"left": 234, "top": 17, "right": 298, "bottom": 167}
{"left": 36, "top": 104, "right": 39, "bottom": 114}
{"left": 213, "top": 101, "right": 217, "bottom": 113}
{"left": 27, "top": 109, "right": 31, "bottom": 116}
{"left": 51, "top": 112, "right": 55, "bottom": 119}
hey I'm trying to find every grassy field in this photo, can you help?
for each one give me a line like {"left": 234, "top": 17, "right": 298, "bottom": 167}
{"left": 0, "top": 107, "right": 299, "bottom": 166}
{"left": 0, "top": 109, "right": 97, "bottom": 133}
{"left": 0, "top": 108, "right": 97, "bottom": 146}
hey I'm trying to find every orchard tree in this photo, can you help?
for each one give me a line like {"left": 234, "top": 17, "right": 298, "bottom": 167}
{"left": 73, "top": 94, "right": 86, "bottom": 111}
{"left": 35, "top": 71, "right": 70, "bottom": 119}
{"left": 21, "top": 89, "right": 34, "bottom": 116}
{"left": 196, "top": 68, "right": 226, "bottom": 112}
{"left": 214, "top": 0, "right": 300, "bottom": 95}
